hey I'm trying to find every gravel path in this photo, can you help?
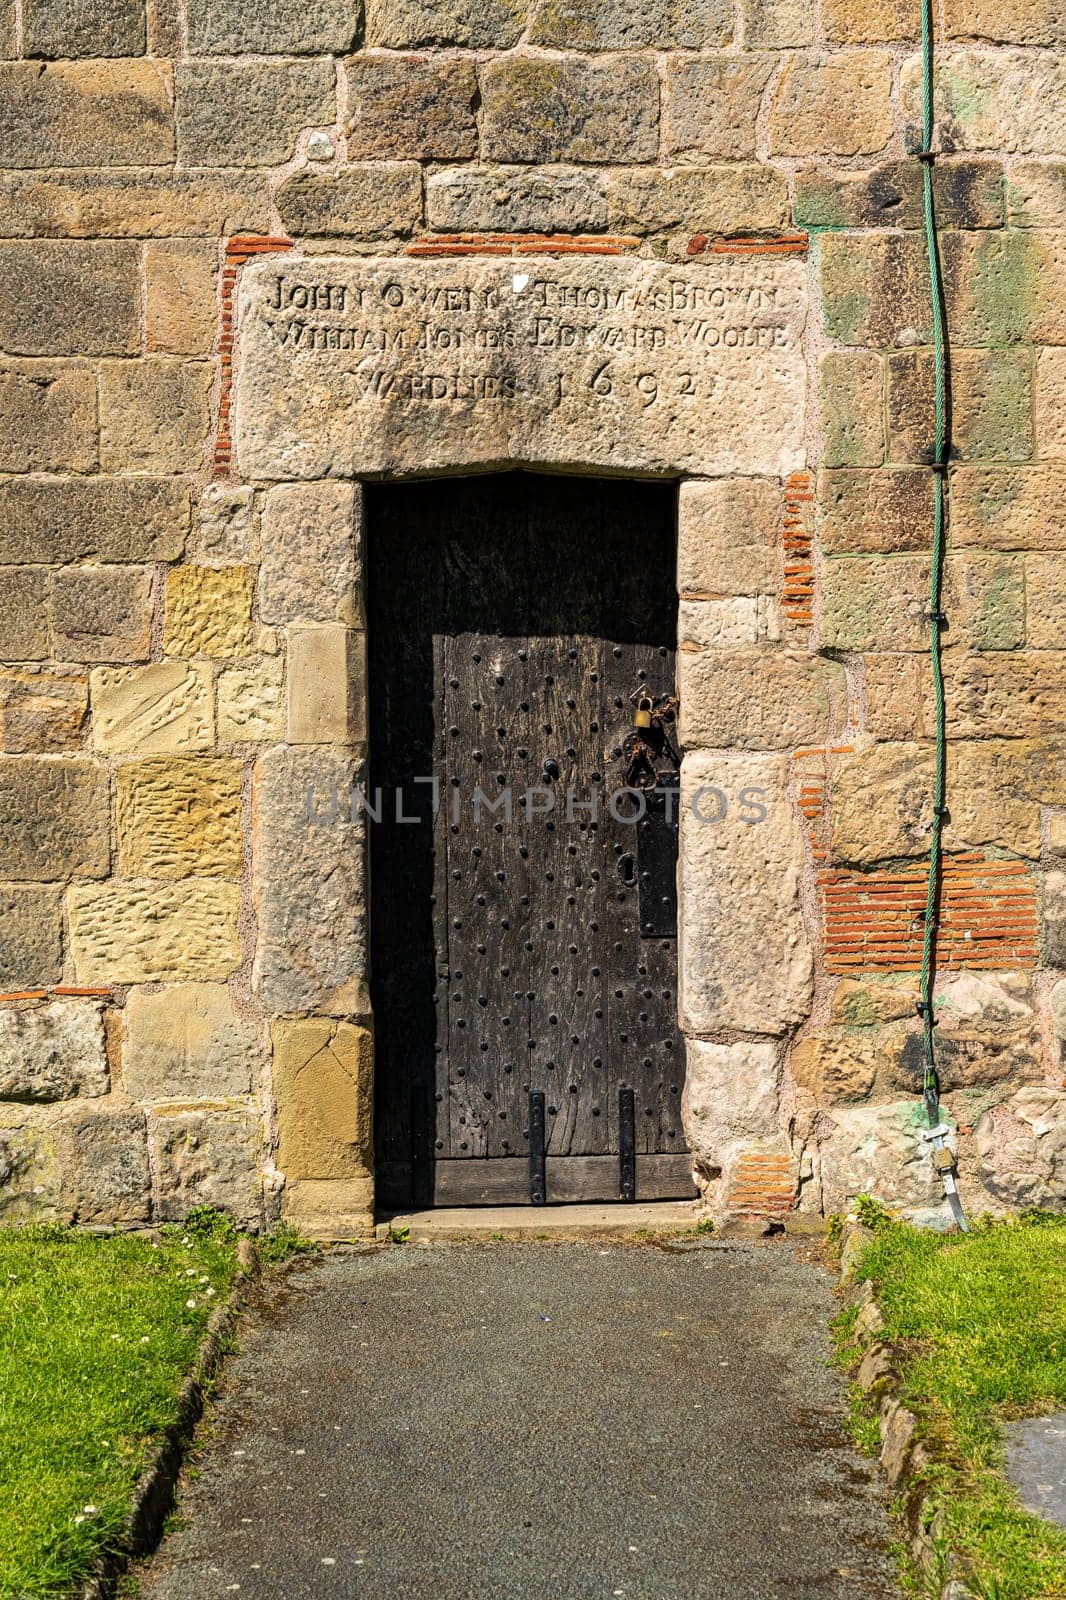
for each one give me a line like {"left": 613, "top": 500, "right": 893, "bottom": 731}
{"left": 139, "top": 1237, "right": 900, "bottom": 1600}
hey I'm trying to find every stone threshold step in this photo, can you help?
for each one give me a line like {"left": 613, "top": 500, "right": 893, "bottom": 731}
{"left": 374, "top": 1201, "right": 704, "bottom": 1242}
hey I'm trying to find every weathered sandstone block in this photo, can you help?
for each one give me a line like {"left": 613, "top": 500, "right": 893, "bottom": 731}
{"left": 0, "top": 240, "right": 140, "bottom": 356}
{"left": 347, "top": 55, "right": 477, "bottom": 161}
{"left": 0, "top": 755, "right": 109, "bottom": 880}
{"left": 217, "top": 660, "right": 285, "bottom": 743}
{"left": 0, "top": 477, "right": 187, "bottom": 564}
{"left": 791, "top": 1032, "right": 880, "bottom": 1102}
{"left": 0, "top": 169, "right": 269, "bottom": 239}
{"left": 678, "top": 650, "right": 844, "bottom": 748}
{"left": 273, "top": 1017, "right": 373, "bottom": 1181}
{"left": 818, "top": 351, "right": 884, "bottom": 469}
{"left": 69, "top": 880, "right": 241, "bottom": 983}
{"left": 91, "top": 661, "right": 213, "bottom": 754}
{"left": 679, "top": 752, "right": 813, "bottom": 1034}
{"left": 0, "top": 1000, "right": 108, "bottom": 1102}
{"left": 795, "top": 158, "right": 1004, "bottom": 230}
{"left": 677, "top": 477, "right": 781, "bottom": 597}
{"left": 56, "top": 1106, "right": 150, "bottom": 1225}
{"left": 0, "top": 885, "right": 63, "bottom": 988}
{"left": 116, "top": 758, "right": 243, "bottom": 879}
{"left": 277, "top": 165, "right": 423, "bottom": 240}
{"left": 176, "top": 59, "right": 335, "bottom": 167}
{"left": 236, "top": 256, "right": 808, "bottom": 481}
{"left": 818, "top": 1102, "right": 947, "bottom": 1213}
{"left": 682, "top": 1040, "right": 782, "bottom": 1159}
{"left": 22, "top": 0, "right": 146, "bottom": 56}
{"left": 0, "top": 362, "right": 96, "bottom": 473}
{"left": 481, "top": 54, "right": 659, "bottom": 164}
{"left": 99, "top": 358, "right": 213, "bottom": 474}
{"left": 530, "top": 0, "right": 732, "bottom": 48}
{"left": 817, "top": 469, "right": 933, "bottom": 556}
{"left": 287, "top": 626, "right": 367, "bottom": 745}
{"left": 741, "top": 0, "right": 813, "bottom": 46}
{"left": 366, "top": 0, "right": 524, "bottom": 47}
{"left": 0, "top": 60, "right": 172, "bottom": 168}
{"left": 260, "top": 481, "right": 361, "bottom": 625}
{"left": 975, "top": 1088, "right": 1066, "bottom": 1210}
{"left": 150, "top": 1106, "right": 262, "bottom": 1223}
{"left": 769, "top": 53, "right": 895, "bottom": 157}
{"left": 253, "top": 747, "right": 368, "bottom": 1015}
{"left": 193, "top": 486, "right": 257, "bottom": 567}
{"left": 0, "top": 568, "right": 48, "bottom": 660}
{"left": 664, "top": 55, "right": 773, "bottom": 160}
{"left": 145, "top": 241, "right": 217, "bottom": 356}
{"left": 123, "top": 983, "right": 259, "bottom": 1102}
{"left": 187, "top": 0, "right": 358, "bottom": 52}
{"left": 902, "top": 47, "right": 1066, "bottom": 156}
{"left": 50, "top": 565, "right": 153, "bottom": 664}
{"left": 951, "top": 465, "right": 1066, "bottom": 551}
{"left": 427, "top": 166, "right": 608, "bottom": 234}
{"left": 604, "top": 165, "right": 788, "bottom": 237}
{"left": 164, "top": 567, "right": 254, "bottom": 659}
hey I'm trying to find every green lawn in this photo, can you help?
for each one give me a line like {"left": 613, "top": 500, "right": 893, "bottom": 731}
{"left": 0, "top": 1220, "right": 239, "bottom": 1599}
{"left": 839, "top": 1213, "right": 1066, "bottom": 1600}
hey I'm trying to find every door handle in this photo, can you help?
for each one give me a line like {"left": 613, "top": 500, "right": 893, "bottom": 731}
{"left": 617, "top": 852, "right": 636, "bottom": 887}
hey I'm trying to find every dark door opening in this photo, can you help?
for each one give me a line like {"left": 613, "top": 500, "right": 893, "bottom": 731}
{"left": 368, "top": 473, "right": 692, "bottom": 1208}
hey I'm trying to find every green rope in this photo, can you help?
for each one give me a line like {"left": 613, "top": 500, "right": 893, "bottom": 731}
{"left": 916, "top": 0, "right": 967, "bottom": 1229}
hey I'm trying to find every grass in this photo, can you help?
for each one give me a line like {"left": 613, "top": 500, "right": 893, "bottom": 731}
{"left": 0, "top": 1219, "right": 241, "bottom": 1599}
{"left": 835, "top": 1212, "right": 1066, "bottom": 1600}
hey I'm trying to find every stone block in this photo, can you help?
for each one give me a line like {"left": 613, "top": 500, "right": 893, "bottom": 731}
{"left": 0, "top": 1000, "right": 108, "bottom": 1102}
{"left": 0, "top": 669, "right": 88, "bottom": 753}
{"left": 948, "top": 739, "right": 1043, "bottom": 856}
{"left": 678, "top": 596, "right": 779, "bottom": 649}
{"left": 145, "top": 242, "right": 217, "bottom": 356}
{"left": 951, "top": 464, "right": 1066, "bottom": 551}
{"left": 236, "top": 256, "right": 808, "bottom": 482}
{"left": 682, "top": 1041, "right": 782, "bottom": 1180}
{"left": 187, "top": 0, "right": 359, "bottom": 51}
{"left": 150, "top": 1106, "right": 262, "bottom": 1224}
{"left": 99, "top": 358, "right": 212, "bottom": 474}
{"left": 277, "top": 164, "right": 423, "bottom": 240}
{"left": 116, "top": 758, "right": 243, "bottom": 880}
{"left": 347, "top": 55, "right": 477, "bottom": 161}
{"left": 947, "top": 551, "right": 1026, "bottom": 651}
{"left": 50, "top": 565, "right": 153, "bottom": 664}
{"left": 1048, "top": 813, "right": 1066, "bottom": 859}
{"left": 822, "top": 0, "right": 913, "bottom": 40}
{"left": 946, "top": 0, "right": 1065, "bottom": 48}
{"left": 0, "top": 886, "right": 63, "bottom": 988}
{"left": 91, "top": 661, "right": 213, "bottom": 755}
{"left": 69, "top": 880, "right": 241, "bottom": 983}
{"left": 679, "top": 752, "right": 813, "bottom": 1034}
{"left": 740, "top": 0, "right": 812, "bottom": 46}
{"left": 482, "top": 54, "right": 659, "bottom": 164}
{"left": 819, "top": 233, "right": 930, "bottom": 347}
{"left": 791, "top": 1032, "right": 879, "bottom": 1102}
{"left": 818, "top": 1102, "right": 946, "bottom": 1214}
{"left": 946, "top": 652, "right": 1066, "bottom": 739}
{"left": 905, "top": 48, "right": 1066, "bottom": 159}
{"left": 678, "top": 649, "right": 845, "bottom": 749}
{"left": 817, "top": 469, "right": 933, "bottom": 555}
{"left": 795, "top": 159, "right": 1004, "bottom": 231}
{"left": 0, "top": 477, "right": 187, "bottom": 564}
{"left": 975, "top": 1087, "right": 1065, "bottom": 1210}
{"left": 677, "top": 477, "right": 780, "bottom": 597}
{"left": 0, "top": 240, "right": 139, "bottom": 356}
{"left": 193, "top": 486, "right": 258, "bottom": 567}
{"left": 0, "top": 168, "right": 270, "bottom": 239}
{"left": 1035, "top": 348, "right": 1066, "bottom": 460}
{"left": 830, "top": 979, "right": 918, "bottom": 1026}
{"left": 943, "top": 229, "right": 1066, "bottom": 347}
{"left": 821, "top": 556, "right": 930, "bottom": 652}
{"left": 830, "top": 742, "right": 934, "bottom": 865}
{"left": 281, "top": 1176, "right": 374, "bottom": 1236}
{"left": 893, "top": 971, "right": 1041, "bottom": 1092}
{"left": 287, "top": 626, "right": 366, "bottom": 746}
{"left": 530, "top": 0, "right": 732, "bottom": 48}
{"left": 56, "top": 1105, "right": 150, "bottom": 1225}
{"left": 769, "top": 53, "right": 895, "bottom": 157}
{"left": 1007, "top": 162, "right": 1066, "bottom": 227}
{"left": 604, "top": 165, "right": 788, "bottom": 237}
{"left": 1027, "top": 554, "right": 1066, "bottom": 649}
{"left": 0, "top": 569, "right": 48, "bottom": 661}
{"left": 1052, "top": 977, "right": 1066, "bottom": 1067}
{"left": 366, "top": 0, "right": 523, "bottom": 46}
{"left": 664, "top": 55, "right": 773, "bottom": 160}
{"left": 0, "top": 60, "right": 172, "bottom": 168}
{"left": 273, "top": 1017, "right": 373, "bottom": 1183}
{"left": 819, "top": 352, "right": 884, "bottom": 469}
{"left": 217, "top": 660, "right": 284, "bottom": 743}
{"left": 0, "top": 1111, "right": 61, "bottom": 1222}
{"left": 260, "top": 481, "right": 361, "bottom": 626}
{"left": 253, "top": 746, "right": 367, "bottom": 1015}
{"left": 0, "top": 362, "right": 96, "bottom": 473}
{"left": 864, "top": 653, "right": 927, "bottom": 740}
{"left": 1045, "top": 869, "right": 1066, "bottom": 967}
{"left": 176, "top": 59, "right": 335, "bottom": 167}
{"left": 427, "top": 166, "right": 608, "bottom": 234}
{"left": 164, "top": 566, "right": 254, "bottom": 659}
{"left": 22, "top": 0, "right": 145, "bottom": 55}
{"left": 0, "top": 756, "right": 109, "bottom": 881}
{"left": 123, "top": 983, "right": 257, "bottom": 1101}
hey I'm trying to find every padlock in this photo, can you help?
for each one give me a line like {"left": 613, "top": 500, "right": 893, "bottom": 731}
{"left": 633, "top": 695, "right": 653, "bottom": 730}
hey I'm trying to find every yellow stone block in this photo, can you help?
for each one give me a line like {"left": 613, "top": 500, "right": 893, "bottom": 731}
{"left": 69, "top": 879, "right": 240, "bottom": 983}
{"left": 272, "top": 1016, "right": 373, "bottom": 1184}
{"left": 116, "top": 757, "right": 243, "bottom": 879}
{"left": 165, "top": 565, "right": 254, "bottom": 659}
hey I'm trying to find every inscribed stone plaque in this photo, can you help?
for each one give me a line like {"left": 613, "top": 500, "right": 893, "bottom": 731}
{"left": 235, "top": 256, "right": 807, "bottom": 480}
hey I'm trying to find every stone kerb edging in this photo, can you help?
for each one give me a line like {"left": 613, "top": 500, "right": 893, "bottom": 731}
{"left": 81, "top": 1236, "right": 260, "bottom": 1600}
{"left": 838, "top": 1222, "right": 978, "bottom": 1600}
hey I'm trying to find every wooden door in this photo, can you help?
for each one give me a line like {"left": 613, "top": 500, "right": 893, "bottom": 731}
{"left": 368, "top": 474, "right": 692, "bottom": 1208}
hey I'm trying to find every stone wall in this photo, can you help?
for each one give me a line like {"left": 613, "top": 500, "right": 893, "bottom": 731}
{"left": 0, "top": 0, "right": 1063, "bottom": 1232}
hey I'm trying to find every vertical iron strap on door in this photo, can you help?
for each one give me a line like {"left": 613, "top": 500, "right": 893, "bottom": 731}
{"left": 618, "top": 1087, "right": 636, "bottom": 1201}
{"left": 528, "top": 1090, "right": 546, "bottom": 1205}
